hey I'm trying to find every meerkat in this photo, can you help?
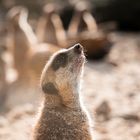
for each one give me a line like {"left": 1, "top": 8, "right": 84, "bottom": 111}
{"left": 36, "top": 3, "right": 67, "bottom": 47}
{"left": 67, "top": 2, "right": 111, "bottom": 59}
{"left": 68, "top": 2, "right": 98, "bottom": 36}
{"left": 7, "top": 7, "right": 33, "bottom": 83}
{"left": 32, "top": 44, "right": 94, "bottom": 140}
{"left": 7, "top": 6, "right": 60, "bottom": 84}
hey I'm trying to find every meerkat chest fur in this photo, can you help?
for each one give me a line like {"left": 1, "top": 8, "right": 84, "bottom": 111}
{"left": 33, "top": 44, "right": 94, "bottom": 140}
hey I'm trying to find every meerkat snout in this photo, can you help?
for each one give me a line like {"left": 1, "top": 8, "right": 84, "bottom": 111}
{"left": 73, "top": 43, "right": 83, "bottom": 54}
{"left": 67, "top": 43, "right": 84, "bottom": 56}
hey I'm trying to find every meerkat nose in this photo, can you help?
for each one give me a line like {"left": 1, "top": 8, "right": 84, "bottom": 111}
{"left": 74, "top": 43, "right": 83, "bottom": 54}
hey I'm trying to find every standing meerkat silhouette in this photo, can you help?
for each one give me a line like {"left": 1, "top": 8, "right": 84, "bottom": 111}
{"left": 32, "top": 44, "right": 94, "bottom": 140}
{"left": 7, "top": 6, "right": 60, "bottom": 85}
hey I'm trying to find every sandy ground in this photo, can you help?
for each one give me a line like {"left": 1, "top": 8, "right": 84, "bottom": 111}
{"left": 0, "top": 32, "right": 140, "bottom": 140}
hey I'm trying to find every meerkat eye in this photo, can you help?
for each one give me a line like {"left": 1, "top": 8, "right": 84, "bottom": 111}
{"left": 42, "top": 82, "right": 59, "bottom": 95}
{"left": 51, "top": 53, "right": 68, "bottom": 71}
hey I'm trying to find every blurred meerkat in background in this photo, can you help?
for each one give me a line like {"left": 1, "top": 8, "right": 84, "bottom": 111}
{"left": 68, "top": 1, "right": 98, "bottom": 36}
{"left": 7, "top": 6, "right": 60, "bottom": 85}
{"left": 4, "top": 6, "right": 60, "bottom": 109}
{"left": 36, "top": 3, "right": 67, "bottom": 48}
{"left": 7, "top": 6, "right": 36, "bottom": 84}
{"left": 67, "top": 2, "right": 112, "bottom": 59}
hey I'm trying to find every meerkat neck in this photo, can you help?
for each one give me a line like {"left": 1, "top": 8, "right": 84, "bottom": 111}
{"left": 44, "top": 95, "right": 62, "bottom": 108}
{"left": 62, "top": 91, "right": 81, "bottom": 109}
{"left": 44, "top": 90, "right": 81, "bottom": 109}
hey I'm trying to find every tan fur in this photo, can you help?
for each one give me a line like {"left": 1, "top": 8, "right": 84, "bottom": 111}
{"left": 36, "top": 4, "right": 67, "bottom": 48}
{"left": 32, "top": 44, "right": 94, "bottom": 140}
{"left": 7, "top": 6, "right": 60, "bottom": 84}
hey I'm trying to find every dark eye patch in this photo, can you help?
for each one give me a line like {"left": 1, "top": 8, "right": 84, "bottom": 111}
{"left": 51, "top": 53, "right": 68, "bottom": 71}
{"left": 42, "top": 82, "right": 59, "bottom": 95}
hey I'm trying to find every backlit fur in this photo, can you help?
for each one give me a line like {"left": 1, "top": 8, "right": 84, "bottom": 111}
{"left": 32, "top": 44, "right": 94, "bottom": 140}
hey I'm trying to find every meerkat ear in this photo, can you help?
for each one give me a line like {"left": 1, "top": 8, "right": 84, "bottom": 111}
{"left": 42, "top": 82, "right": 59, "bottom": 95}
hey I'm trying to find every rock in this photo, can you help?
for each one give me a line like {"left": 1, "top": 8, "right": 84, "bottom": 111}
{"left": 96, "top": 100, "right": 111, "bottom": 121}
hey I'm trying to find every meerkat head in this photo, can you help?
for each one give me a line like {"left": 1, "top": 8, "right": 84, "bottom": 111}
{"left": 43, "top": 3, "right": 58, "bottom": 16}
{"left": 7, "top": 6, "right": 28, "bottom": 27}
{"left": 40, "top": 44, "right": 85, "bottom": 106}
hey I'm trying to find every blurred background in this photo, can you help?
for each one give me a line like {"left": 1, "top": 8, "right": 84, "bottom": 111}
{"left": 0, "top": 0, "right": 140, "bottom": 140}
